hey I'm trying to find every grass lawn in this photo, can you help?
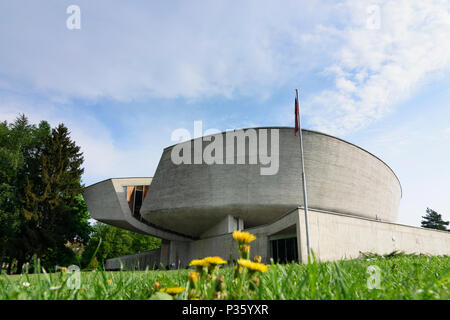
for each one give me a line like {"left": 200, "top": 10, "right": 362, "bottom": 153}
{"left": 1, "top": 254, "right": 449, "bottom": 300}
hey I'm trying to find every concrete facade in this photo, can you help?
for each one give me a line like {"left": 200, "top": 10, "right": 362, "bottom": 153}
{"left": 295, "top": 208, "right": 450, "bottom": 262}
{"left": 105, "top": 208, "right": 450, "bottom": 270}
{"left": 82, "top": 127, "right": 449, "bottom": 270}
{"left": 140, "top": 128, "right": 401, "bottom": 238}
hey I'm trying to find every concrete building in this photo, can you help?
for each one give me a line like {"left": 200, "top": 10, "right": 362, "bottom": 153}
{"left": 83, "top": 127, "right": 450, "bottom": 270}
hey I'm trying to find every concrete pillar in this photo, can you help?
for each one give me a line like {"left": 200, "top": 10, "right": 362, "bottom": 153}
{"left": 160, "top": 239, "right": 170, "bottom": 268}
{"left": 237, "top": 217, "right": 244, "bottom": 230}
{"left": 168, "top": 240, "right": 190, "bottom": 268}
{"left": 296, "top": 208, "right": 309, "bottom": 264}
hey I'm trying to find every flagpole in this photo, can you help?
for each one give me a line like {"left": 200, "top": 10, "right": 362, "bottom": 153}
{"left": 296, "top": 88, "right": 311, "bottom": 260}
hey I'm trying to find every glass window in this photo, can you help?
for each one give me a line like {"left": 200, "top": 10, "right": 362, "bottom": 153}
{"left": 270, "top": 237, "right": 298, "bottom": 263}
{"left": 124, "top": 185, "right": 150, "bottom": 216}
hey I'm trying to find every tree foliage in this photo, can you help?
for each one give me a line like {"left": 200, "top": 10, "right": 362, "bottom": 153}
{"left": 421, "top": 207, "right": 449, "bottom": 231}
{"left": 0, "top": 115, "right": 51, "bottom": 271}
{"left": 0, "top": 115, "right": 91, "bottom": 272}
{"left": 81, "top": 222, "right": 161, "bottom": 268}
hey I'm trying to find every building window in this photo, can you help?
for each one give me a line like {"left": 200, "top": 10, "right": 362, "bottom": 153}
{"left": 124, "top": 185, "right": 150, "bottom": 217}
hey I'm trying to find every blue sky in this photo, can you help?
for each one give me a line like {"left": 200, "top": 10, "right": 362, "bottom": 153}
{"left": 1, "top": 0, "right": 450, "bottom": 227}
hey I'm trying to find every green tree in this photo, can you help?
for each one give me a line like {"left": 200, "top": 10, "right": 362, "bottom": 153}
{"left": 0, "top": 115, "right": 50, "bottom": 273}
{"left": 81, "top": 222, "right": 161, "bottom": 268}
{"left": 421, "top": 207, "right": 449, "bottom": 231}
{"left": 20, "top": 123, "right": 91, "bottom": 271}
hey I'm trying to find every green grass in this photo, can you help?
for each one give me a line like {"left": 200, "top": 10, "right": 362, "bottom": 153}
{"left": 1, "top": 254, "right": 449, "bottom": 300}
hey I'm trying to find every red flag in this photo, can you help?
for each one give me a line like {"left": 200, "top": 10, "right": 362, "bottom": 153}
{"left": 294, "top": 93, "right": 299, "bottom": 136}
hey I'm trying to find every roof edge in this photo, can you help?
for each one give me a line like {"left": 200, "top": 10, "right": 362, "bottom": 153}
{"left": 84, "top": 177, "right": 153, "bottom": 189}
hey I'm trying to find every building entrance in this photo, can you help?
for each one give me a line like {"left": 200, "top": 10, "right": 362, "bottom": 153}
{"left": 270, "top": 236, "right": 298, "bottom": 263}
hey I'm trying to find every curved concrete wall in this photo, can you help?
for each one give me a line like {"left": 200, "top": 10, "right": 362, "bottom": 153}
{"left": 140, "top": 127, "right": 402, "bottom": 238}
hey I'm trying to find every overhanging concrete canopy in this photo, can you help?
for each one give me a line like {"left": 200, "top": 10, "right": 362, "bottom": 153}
{"left": 83, "top": 177, "right": 191, "bottom": 241}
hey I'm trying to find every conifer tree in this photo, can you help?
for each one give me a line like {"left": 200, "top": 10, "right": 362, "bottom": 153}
{"left": 21, "top": 123, "right": 90, "bottom": 270}
{"left": 421, "top": 207, "right": 449, "bottom": 231}
{"left": 0, "top": 115, "right": 50, "bottom": 273}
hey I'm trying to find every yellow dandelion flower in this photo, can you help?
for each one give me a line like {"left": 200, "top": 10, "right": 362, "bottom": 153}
{"left": 237, "top": 259, "right": 268, "bottom": 273}
{"left": 189, "top": 259, "right": 210, "bottom": 267}
{"left": 203, "top": 256, "right": 227, "bottom": 265}
{"left": 188, "top": 272, "right": 199, "bottom": 283}
{"left": 165, "top": 287, "right": 185, "bottom": 295}
{"left": 253, "top": 256, "right": 262, "bottom": 263}
{"left": 107, "top": 279, "right": 112, "bottom": 285}
{"left": 232, "top": 230, "right": 256, "bottom": 244}
{"left": 61, "top": 267, "right": 67, "bottom": 273}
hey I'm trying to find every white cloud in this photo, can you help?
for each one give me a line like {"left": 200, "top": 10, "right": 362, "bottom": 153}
{"left": 0, "top": 0, "right": 329, "bottom": 102}
{"left": 305, "top": 0, "right": 450, "bottom": 135}
{"left": 2, "top": 0, "right": 450, "bottom": 151}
